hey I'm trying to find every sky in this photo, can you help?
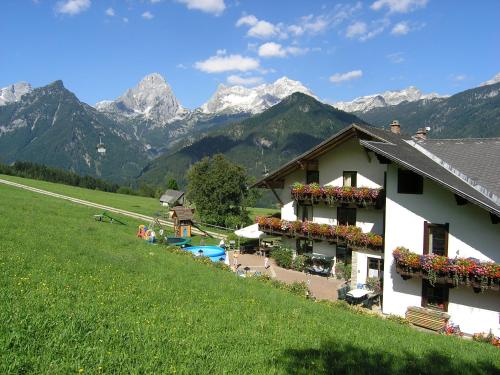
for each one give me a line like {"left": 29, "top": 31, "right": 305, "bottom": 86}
{"left": 1, "top": 0, "right": 499, "bottom": 109}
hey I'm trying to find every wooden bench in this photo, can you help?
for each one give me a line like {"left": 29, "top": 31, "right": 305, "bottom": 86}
{"left": 405, "top": 306, "right": 450, "bottom": 331}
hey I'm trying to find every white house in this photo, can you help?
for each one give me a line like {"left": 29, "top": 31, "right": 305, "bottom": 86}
{"left": 254, "top": 122, "right": 499, "bottom": 335}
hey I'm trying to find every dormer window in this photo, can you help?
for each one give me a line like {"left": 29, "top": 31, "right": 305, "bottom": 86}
{"left": 343, "top": 171, "right": 357, "bottom": 187}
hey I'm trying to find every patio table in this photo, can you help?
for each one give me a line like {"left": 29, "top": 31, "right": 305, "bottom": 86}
{"left": 346, "top": 288, "right": 372, "bottom": 305}
{"left": 347, "top": 289, "right": 371, "bottom": 298}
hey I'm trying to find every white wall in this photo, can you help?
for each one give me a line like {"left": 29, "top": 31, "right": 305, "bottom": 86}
{"left": 280, "top": 169, "right": 303, "bottom": 221}
{"left": 319, "top": 138, "right": 386, "bottom": 188}
{"left": 354, "top": 250, "right": 383, "bottom": 287}
{"left": 383, "top": 164, "right": 500, "bottom": 334}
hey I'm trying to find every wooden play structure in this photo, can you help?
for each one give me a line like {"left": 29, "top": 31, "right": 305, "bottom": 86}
{"left": 171, "top": 206, "right": 194, "bottom": 238}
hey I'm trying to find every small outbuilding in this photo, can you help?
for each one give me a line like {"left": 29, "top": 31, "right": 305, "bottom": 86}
{"left": 171, "top": 206, "right": 194, "bottom": 237}
{"left": 159, "top": 190, "right": 185, "bottom": 208}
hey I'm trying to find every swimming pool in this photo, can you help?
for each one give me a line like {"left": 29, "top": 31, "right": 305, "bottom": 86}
{"left": 185, "top": 246, "right": 226, "bottom": 262}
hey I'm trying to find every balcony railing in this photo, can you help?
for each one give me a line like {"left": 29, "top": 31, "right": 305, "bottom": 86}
{"left": 393, "top": 247, "right": 500, "bottom": 293}
{"left": 291, "top": 183, "right": 384, "bottom": 208}
{"left": 256, "top": 216, "right": 383, "bottom": 251}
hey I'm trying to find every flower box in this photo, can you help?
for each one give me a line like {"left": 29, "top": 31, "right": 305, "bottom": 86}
{"left": 291, "top": 183, "right": 384, "bottom": 208}
{"left": 393, "top": 247, "right": 500, "bottom": 292}
{"left": 256, "top": 216, "right": 383, "bottom": 251}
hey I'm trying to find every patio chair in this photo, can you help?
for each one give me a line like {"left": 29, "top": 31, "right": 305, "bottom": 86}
{"left": 337, "top": 285, "right": 350, "bottom": 301}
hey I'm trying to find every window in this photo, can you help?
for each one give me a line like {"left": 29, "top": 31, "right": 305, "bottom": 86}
{"left": 397, "top": 168, "right": 423, "bottom": 194}
{"left": 337, "top": 207, "right": 356, "bottom": 226}
{"left": 296, "top": 239, "right": 313, "bottom": 254}
{"left": 367, "top": 257, "right": 384, "bottom": 279}
{"left": 336, "top": 245, "right": 352, "bottom": 265}
{"left": 343, "top": 171, "right": 357, "bottom": 187}
{"left": 422, "top": 280, "right": 449, "bottom": 311}
{"left": 423, "top": 222, "right": 449, "bottom": 256}
{"left": 306, "top": 170, "right": 319, "bottom": 184}
{"left": 297, "top": 204, "right": 313, "bottom": 221}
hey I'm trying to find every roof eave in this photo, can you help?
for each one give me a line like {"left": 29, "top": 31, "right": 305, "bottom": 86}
{"left": 360, "top": 140, "right": 500, "bottom": 217}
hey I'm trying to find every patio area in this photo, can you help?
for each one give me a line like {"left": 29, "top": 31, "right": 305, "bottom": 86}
{"left": 228, "top": 251, "right": 346, "bottom": 301}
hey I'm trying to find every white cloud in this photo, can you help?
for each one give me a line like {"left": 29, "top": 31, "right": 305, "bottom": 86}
{"left": 258, "top": 42, "right": 286, "bottom": 58}
{"left": 123, "top": 17, "right": 129, "bottom": 23}
{"left": 177, "top": 0, "right": 225, "bottom": 16}
{"left": 387, "top": 52, "right": 405, "bottom": 63}
{"left": 142, "top": 11, "right": 154, "bottom": 20}
{"left": 391, "top": 21, "right": 409, "bottom": 35}
{"left": 286, "top": 46, "right": 309, "bottom": 56}
{"left": 346, "top": 21, "right": 367, "bottom": 38}
{"left": 329, "top": 70, "right": 363, "bottom": 83}
{"left": 371, "top": 0, "right": 428, "bottom": 13}
{"left": 105, "top": 7, "right": 115, "bottom": 17}
{"left": 451, "top": 74, "right": 467, "bottom": 82}
{"left": 227, "top": 75, "right": 263, "bottom": 86}
{"left": 236, "top": 15, "right": 258, "bottom": 27}
{"left": 248, "top": 20, "right": 283, "bottom": 39}
{"left": 195, "top": 54, "right": 260, "bottom": 73}
{"left": 346, "top": 19, "right": 389, "bottom": 41}
{"left": 176, "top": 63, "right": 188, "bottom": 69}
{"left": 236, "top": 14, "right": 286, "bottom": 39}
{"left": 258, "top": 42, "right": 309, "bottom": 58}
{"left": 151, "top": 0, "right": 162, "bottom": 3}
{"left": 288, "top": 3, "right": 363, "bottom": 37}
{"left": 55, "top": 0, "right": 91, "bottom": 15}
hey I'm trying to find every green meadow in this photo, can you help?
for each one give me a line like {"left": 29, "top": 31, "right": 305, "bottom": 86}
{"left": 0, "top": 182, "right": 499, "bottom": 374}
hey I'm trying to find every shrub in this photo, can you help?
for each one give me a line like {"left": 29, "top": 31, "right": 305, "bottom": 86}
{"left": 335, "top": 262, "right": 352, "bottom": 281}
{"left": 291, "top": 254, "right": 307, "bottom": 271}
{"left": 366, "top": 277, "right": 382, "bottom": 294}
{"left": 270, "top": 247, "right": 294, "bottom": 269}
{"left": 386, "top": 314, "right": 410, "bottom": 325}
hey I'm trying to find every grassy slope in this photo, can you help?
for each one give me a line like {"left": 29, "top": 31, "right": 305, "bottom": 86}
{"left": 0, "top": 174, "right": 273, "bottom": 228}
{"left": 0, "top": 174, "right": 164, "bottom": 217}
{"left": 0, "top": 184, "right": 499, "bottom": 374}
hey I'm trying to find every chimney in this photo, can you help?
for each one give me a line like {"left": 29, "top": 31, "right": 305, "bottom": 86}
{"left": 390, "top": 120, "right": 401, "bottom": 134}
{"left": 414, "top": 128, "right": 427, "bottom": 140}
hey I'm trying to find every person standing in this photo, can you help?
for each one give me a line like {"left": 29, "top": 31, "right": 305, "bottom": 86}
{"left": 264, "top": 255, "right": 269, "bottom": 269}
{"left": 233, "top": 249, "right": 239, "bottom": 269}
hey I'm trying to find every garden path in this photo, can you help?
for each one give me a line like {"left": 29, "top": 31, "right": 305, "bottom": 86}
{"left": 228, "top": 252, "right": 345, "bottom": 301}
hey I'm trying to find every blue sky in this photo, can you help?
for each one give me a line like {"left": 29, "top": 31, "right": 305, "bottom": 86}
{"left": 1, "top": 0, "right": 499, "bottom": 108}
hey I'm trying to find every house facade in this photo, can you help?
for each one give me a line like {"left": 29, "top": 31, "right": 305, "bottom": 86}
{"left": 254, "top": 123, "right": 499, "bottom": 335}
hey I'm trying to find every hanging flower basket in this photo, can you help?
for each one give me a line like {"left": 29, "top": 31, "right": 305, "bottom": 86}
{"left": 393, "top": 247, "right": 500, "bottom": 292}
{"left": 255, "top": 216, "right": 383, "bottom": 250}
{"left": 291, "top": 182, "right": 383, "bottom": 207}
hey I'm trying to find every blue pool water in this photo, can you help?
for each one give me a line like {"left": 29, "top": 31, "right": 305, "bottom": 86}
{"left": 185, "top": 246, "right": 226, "bottom": 262}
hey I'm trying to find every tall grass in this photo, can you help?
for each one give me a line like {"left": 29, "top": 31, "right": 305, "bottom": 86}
{"left": 0, "top": 184, "right": 498, "bottom": 374}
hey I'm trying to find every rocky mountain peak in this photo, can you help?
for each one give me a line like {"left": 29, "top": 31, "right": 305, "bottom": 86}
{"left": 334, "top": 86, "right": 445, "bottom": 113}
{"left": 480, "top": 72, "right": 500, "bottom": 87}
{"left": 95, "top": 73, "right": 185, "bottom": 127}
{"left": 200, "top": 76, "right": 316, "bottom": 115}
{"left": 0, "top": 81, "right": 33, "bottom": 106}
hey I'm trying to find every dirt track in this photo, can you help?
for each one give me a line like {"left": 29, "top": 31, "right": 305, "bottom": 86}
{"left": 0, "top": 178, "right": 225, "bottom": 240}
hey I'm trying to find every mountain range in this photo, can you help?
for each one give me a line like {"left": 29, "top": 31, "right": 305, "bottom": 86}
{"left": 1, "top": 72, "right": 499, "bottom": 187}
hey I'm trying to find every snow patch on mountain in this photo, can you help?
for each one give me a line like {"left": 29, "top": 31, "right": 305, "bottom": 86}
{"left": 0, "top": 82, "right": 32, "bottom": 106}
{"left": 480, "top": 72, "right": 500, "bottom": 87}
{"left": 96, "top": 73, "right": 186, "bottom": 126}
{"left": 200, "top": 77, "right": 317, "bottom": 115}
{"left": 334, "top": 86, "right": 445, "bottom": 113}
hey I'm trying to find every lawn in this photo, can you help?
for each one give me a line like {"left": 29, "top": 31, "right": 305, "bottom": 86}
{"left": 0, "top": 183, "right": 499, "bottom": 374}
{"left": 0, "top": 174, "right": 162, "bottom": 217}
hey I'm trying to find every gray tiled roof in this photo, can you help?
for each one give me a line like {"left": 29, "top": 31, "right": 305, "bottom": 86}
{"left": 159, "top": 189, "right": 184, "bottom": 205}
{"left": 361, "top": 138, "right": 500, "bottom": 216}
{"left": 417, "top": 138, "right": 500, "bottom": 203}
